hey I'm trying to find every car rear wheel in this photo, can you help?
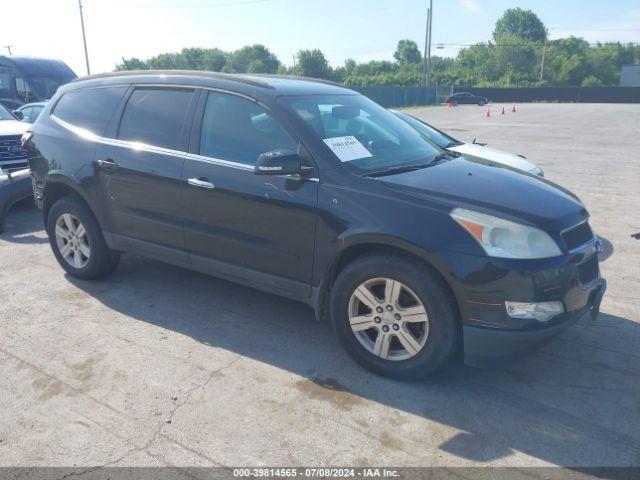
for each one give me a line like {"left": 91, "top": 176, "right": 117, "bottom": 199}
{"left": 47, "top": 196, "right": 119, "bottom": 279}
{"left": 330, "top": 254, "right": 459, "bottom": 380}
{"left": 478, "top": 99, "right": 485, "bottom": 106}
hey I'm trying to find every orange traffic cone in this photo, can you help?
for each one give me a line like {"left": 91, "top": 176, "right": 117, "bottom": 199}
{"left": 485, "top": 107, "right": 491, "bottom": 118}
{"left": 448, "top": 102, "right": 452, "bottom": 108}
{"left": 501, "top": 106, "right": 506, "bottom": 115}
{"left": 512, "top": 103, "right": 517, "bottom": 113}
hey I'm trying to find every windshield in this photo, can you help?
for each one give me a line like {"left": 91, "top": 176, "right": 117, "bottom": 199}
{"left": 394, "top": 112, "right": 461, "bottom": 149}
{"left": 280, "top": 94, "right": 443, "bottom": 175}
{"left": 0, "top": 103, "right": 14, "bottom": 120}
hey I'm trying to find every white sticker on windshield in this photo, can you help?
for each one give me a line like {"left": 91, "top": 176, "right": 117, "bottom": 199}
{"left": 323, "top": 136, "right": 373, "bottom": 162}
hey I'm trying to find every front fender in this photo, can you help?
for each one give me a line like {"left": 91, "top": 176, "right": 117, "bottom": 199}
{"left": 312, "top": 230, "right": 468, "bottom": 325}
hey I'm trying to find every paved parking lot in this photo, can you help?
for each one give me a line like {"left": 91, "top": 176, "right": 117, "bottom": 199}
{"left": 0, "top": 103, "right": 638, "bottom": 468}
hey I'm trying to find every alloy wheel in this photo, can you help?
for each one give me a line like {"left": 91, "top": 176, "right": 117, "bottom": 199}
{"left": 348, "top": 278, "right": 429, "bottom": 361}
{"left": 55, "top": 213, "right": 91, "bottom": 269}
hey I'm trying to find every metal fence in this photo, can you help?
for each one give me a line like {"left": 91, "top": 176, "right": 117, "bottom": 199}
{"left": 350, "top": 85, "right": 447, "bottom": 108}
{"left": 350, "top": 85, "right": 640, "bottom": 107}
{"left": 452, "top": 86, "right": 640, "bottom": 104}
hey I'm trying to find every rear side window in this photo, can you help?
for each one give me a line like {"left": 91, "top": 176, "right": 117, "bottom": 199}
{"left": 53, "top": 87, "right": 127, "bottom": 135}
{"left": 118, "top": 88, "right": 195, "bottom": 151}
{"left": 199, "top": 91, "right": 297, "bottom": 165}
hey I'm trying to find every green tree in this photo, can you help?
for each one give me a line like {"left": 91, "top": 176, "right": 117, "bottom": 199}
{"left": 294, "top": 49, "right": 331, "bottom": 79}
{"left": 226, "top": 45, "right": 280, "bottom": 73}
{"left": 344, "top": 58, "right": 357, "bottom": 76}
{"left": 394, "top": 39, "right": 422, "bottom": 64}
{"left": 493, "top": 8, "right": 547, "bottom": 43}
{"left": 588, "top": 42, "right": 633, "bottom": 86}
{"left": 146, "top": 52, "right": 190, "bottom": 70}
{"left": 581, "top": 75, "right": 603, "bottom": 86}
{"left": 115, "top": 57, "right": 148, "bottom": 71}
{"left": 544, "top": 37, "right": 590, "bottom": 85}
{"left": 204, "top": 49, "right": 228, "bottom": 71}
{"left": 331, "top": 59, "right": 357, "bottom": 83}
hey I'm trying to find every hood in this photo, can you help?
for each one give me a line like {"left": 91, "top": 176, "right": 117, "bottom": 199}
{"left": 379, "top": 157, "right": 586, "bottom": 232}
{"left": 0, "top": 120, "right": 30, "bottom": 136}
{"left": 448, "top": 143, "right": 538, "bottom": 174}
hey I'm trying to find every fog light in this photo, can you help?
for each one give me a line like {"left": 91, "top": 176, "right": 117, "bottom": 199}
{"left": 505, "top": 301, "right": 564, "bottom": 322}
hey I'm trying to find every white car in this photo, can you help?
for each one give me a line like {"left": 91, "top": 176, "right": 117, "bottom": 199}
{"left": 394, "top": 111, "right": 544, "bottom": 177}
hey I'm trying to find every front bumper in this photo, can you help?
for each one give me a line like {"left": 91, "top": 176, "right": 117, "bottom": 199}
{"left": 463, "top": 279, "right": 606, "bottom": 368}
{"left": 0, "top": 169, "right": 33, "bottom": 233}
{"left": 439, "top": 239, "right": 606, "bottom": 368}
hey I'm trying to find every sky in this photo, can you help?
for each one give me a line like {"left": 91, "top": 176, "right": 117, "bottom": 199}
{"left": 1, "top": 0, "right": 639, "bottom": 76}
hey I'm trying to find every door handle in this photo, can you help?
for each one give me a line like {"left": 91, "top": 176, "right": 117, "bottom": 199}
{"left": 187, "top": 178, "right": 215, "bottom": 189}
{"left": 96, "top": 159, "right": 118, "bottom": 171}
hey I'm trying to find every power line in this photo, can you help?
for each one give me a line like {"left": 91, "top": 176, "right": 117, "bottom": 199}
{"left": 422, "top": 0, "right": 432, "bottom": 87}
{"left": 549, "top": 27, "right": 640, "bottom": 32}
{"left": 78, "top": 0, "right": 91, "bottom": 74}
{"left": 112, "top": 0, "right": 269, "bottom": 8}
{"left": 435, "top": 41, "right": 639, "bottom": 48}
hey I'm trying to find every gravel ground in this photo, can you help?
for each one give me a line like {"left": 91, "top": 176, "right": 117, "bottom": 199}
{"left": 0, "top": 103, "right": 638, "bottom": 469}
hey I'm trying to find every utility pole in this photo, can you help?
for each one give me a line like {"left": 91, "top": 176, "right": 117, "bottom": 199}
{"left": 3, "top": 45, "right": 13, "bottom": 55}
{"left": 78, "top": 0, "right": 91, "bottom": 75}
{"left": 539, "top": 39, "right": 547, "bottom": 82}
{"left": 421, "top": 0, "right": 433, "bottom": 87}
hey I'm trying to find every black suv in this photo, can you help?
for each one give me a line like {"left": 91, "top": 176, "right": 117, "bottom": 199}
{"left": 25, "top": 71, "right": 606, "bottom": 379}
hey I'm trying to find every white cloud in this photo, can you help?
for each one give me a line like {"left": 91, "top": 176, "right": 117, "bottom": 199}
{"left": 458, "top": 0, "right": 481, "bottom": 14}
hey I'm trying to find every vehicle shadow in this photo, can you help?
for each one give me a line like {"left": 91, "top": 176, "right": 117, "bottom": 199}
{"left": 66, "top": 254, "right": 640, "bottom": 467}
{"left": 0, "top": 198, "right": 48, "bottom": 245}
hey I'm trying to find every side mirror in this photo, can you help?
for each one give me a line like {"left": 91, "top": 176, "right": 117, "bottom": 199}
{"left": 12, "top": 110, "right": 24, "bottom": 121}
{"left": 255, "top": 149, "right": 307, "bottom": 176}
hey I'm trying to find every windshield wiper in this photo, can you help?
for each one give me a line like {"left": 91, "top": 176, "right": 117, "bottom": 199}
{"left": 363, "top": 152, "right": 456, "bottom": 178}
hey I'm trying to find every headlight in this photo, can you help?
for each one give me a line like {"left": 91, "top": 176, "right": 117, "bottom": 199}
{"left": 450, "top": 208, "right": 562, "bottom": 259}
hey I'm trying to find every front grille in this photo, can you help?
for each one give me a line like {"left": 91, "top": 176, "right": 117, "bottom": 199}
{"left": 577, "top": 256, "right": 599, "bottom": 284}
{"left": 0, "top": 135, "right": 29, "bottom": 172}
{"left": 562, "top": 221, "right": 594, "bottom": 251}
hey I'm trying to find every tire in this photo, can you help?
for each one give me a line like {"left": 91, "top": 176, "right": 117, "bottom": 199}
{"left": 478, "top": 99, "right": 485, "bottom": 106}
{"left": 329, "top": 253, "right": 459, "bottom": 380}
{"left": 451, "top": 100, "right": 458, "bottom": 107}
{"left": 47, "top": 195, "right": 120, "bottom": 279}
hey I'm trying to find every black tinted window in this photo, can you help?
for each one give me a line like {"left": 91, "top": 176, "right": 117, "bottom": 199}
{"left": 118, "top": 88, "right": 194, "bottom": 151}
{"left": 53, "top": 87, "right": 126, "bottom": 134}
{"left": 200, "top": 92, "right": 297, "bottom": 165}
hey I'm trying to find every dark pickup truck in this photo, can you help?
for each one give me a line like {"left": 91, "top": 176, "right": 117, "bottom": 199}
{"left": 0, "top": 56, "right": 76, "bottom": 110}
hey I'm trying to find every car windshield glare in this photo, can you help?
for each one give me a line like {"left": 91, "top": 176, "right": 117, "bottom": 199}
{"left": 395, "top": 112, "right": 461, "bottom": 149}
{"left": 279, "top": 94, "right": 443, "bottom": 175}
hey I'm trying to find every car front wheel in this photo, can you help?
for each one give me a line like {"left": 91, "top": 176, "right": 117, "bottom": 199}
{"left": 330, "top": 254, "right": 459, "bottom": 380}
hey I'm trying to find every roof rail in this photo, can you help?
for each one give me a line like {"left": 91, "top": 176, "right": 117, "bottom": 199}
{"left": 71, "top": 70, "right": 275, "bottom": 89}
{"left": 243, "top": 73, "right": 345, "bottom": 88}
